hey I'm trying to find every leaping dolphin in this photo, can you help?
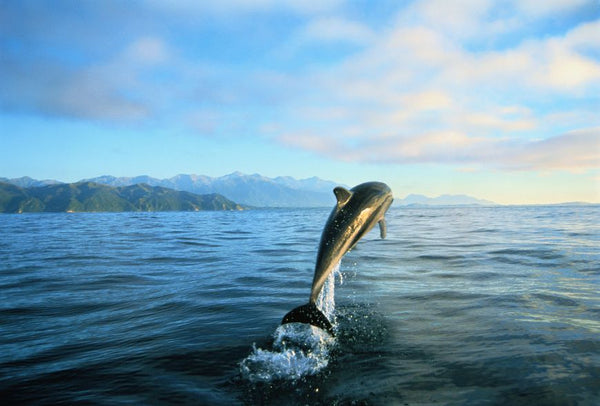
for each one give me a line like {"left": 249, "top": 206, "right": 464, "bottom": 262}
{"left": 281, "top": 181, "right": 393, "bottom": 335}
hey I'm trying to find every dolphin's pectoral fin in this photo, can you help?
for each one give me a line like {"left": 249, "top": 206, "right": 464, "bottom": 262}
{"left": 281, "top": 303, "right": 335, "bottom": 336}
{"left": 379, "top": 218, "right": 387, "bottom": 239}
{"left": 333, "top": 187, "right": 352, "bottom": 207}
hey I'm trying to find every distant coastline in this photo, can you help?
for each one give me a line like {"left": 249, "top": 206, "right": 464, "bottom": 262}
{"left": 1, "top": 173, "right": 340, "bottom": 209}
{"left": 2, "top": 174, "right": 597, "bottom": 210}
{"left": 0, "top": 182, "right": 244, "bottom": 214}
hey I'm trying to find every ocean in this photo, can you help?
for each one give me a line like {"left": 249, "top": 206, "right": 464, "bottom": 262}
{"left": 1, "top": 206, "right": 599, "bottom": 405}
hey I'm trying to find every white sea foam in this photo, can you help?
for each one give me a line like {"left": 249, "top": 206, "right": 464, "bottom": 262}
{"left": 240, "top": 262, "right": 341, "bottom": 382}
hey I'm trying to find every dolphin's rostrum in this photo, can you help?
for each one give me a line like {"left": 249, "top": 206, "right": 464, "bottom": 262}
{"left": 281, "top": 181, "right": 393, "bottom": 335}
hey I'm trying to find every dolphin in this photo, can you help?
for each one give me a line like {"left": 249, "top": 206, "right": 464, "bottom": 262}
{"left": 281, "top": 181, "right": 393, "bottom": 335}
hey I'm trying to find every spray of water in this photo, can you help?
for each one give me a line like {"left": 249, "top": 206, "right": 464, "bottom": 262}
{"left": 240, "top": 262, "right": 342, "bottom": 382}
{"left": 316, "top": 261, "right": 343, "bottom": 323}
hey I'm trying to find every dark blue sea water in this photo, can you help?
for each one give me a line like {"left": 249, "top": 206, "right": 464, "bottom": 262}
{"left": 1, "top": 206, "right": 599, "bottom": 405}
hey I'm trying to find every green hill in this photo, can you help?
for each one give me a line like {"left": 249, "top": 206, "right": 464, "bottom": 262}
{"left": 0, "top": 182, "right": 244, "bottom": 213}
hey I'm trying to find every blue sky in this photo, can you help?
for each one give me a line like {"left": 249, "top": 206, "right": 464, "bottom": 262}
{"left": 1, "top": 0, "right": 599, "bottom": 204}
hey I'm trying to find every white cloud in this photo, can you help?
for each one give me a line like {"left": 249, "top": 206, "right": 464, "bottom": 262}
{"left": 123, "top": 37, "right": 170, "bottom": 65}
{"left": 458, "top": 113, "right": 536, "bottom": 132}
{"left": 0, "top": 36, "right": 178, "bottom": 121}
{"left": 407, "top": 0, "right": 496, "bottom": 39}
{"left": 0, "top": 58, "right": 150, "bottom": 121}
{"left": 2, "top": 0, "right": 598, "bottom": 177}
{"left": 407, "top": 90, "right": 453, "bottom": 111}
{"left": 432, "top": 25, "right": 600, "bottom": 94}
{"left": 277, "top": 125, "right": 600, "bottom": 172}
{"left": 564, "top": 19, "right": 600, "bottom": 49}
{"left": 267, "top": 3, "right": 600, "bottom": 173}
{"left": 382, "top": 131, "right": 486, "bottom": 162}
{"left": 541, "top": 46, "right": 600, "bottom": 90}
{"left": 278, "top": 131, "right": 342, "bottom": 156}
{"left": 509, "top": 128, "right": 600, "bottom": 172}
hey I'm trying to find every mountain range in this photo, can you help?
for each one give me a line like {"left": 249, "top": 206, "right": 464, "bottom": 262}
{"left": 0, "top": 173, "right": 500, "bottom": 208}
{"left": 0, "top": 173, "right": 340, "bottom": 208}
{"left": 0, "top": 182, "right": 243, "bottom": 213}
{"left": 81, "top": 172, "right": 341, "bottom": 207}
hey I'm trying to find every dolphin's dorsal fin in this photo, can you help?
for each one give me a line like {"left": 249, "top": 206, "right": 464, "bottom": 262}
{"left": 333, "top": 187, "right": 352, "bottom": 207}
{"left": 379, "top": 218, "right": 387, "bottom": 239}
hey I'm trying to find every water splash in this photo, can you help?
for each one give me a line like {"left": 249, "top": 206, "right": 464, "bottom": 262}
{"left": 316, "top": 261, "right": 343, "bottom": 323}
{"left": 240, "top": 262, "right": 342, "bottom": 382}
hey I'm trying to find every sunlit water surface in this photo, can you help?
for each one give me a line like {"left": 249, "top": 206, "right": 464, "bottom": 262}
{"left": 1, "top": 206, "right": 599, "bottom": 404}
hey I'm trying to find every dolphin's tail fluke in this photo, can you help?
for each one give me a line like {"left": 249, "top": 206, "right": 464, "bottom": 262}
{"left": 281, "top": 303, "right": 335, "bottom": 336}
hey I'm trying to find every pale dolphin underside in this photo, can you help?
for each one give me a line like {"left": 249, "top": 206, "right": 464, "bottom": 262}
{"left": 281, "top": 181, "right": 393, "bottom": 335}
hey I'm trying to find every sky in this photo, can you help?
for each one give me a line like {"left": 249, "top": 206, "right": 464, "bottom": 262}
{"left": 1, "top": 0, "right": 599, "bottom": 204}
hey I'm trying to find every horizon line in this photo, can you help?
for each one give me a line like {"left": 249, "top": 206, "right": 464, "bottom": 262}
{"left": 2, "top": 174, "right": 598, "bottom": 206}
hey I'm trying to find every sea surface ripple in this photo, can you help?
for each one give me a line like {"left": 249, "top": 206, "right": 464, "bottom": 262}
{"left": 1, "top": 206, "right": 599, "bottom": 404}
